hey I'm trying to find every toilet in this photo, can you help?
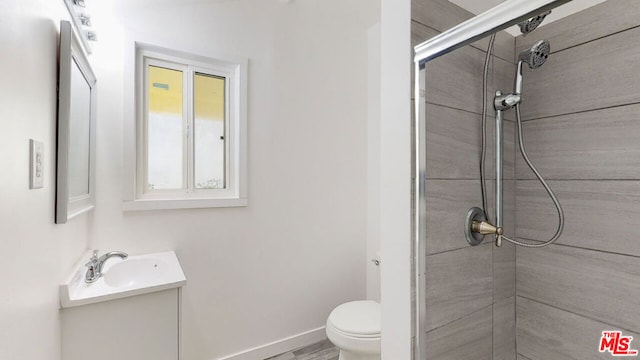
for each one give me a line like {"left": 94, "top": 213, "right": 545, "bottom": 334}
{"left": 326, "top": 300, "right": 381, "bottom": 360}
{"left": 326, "top": 253, "right": 381, "bottom": 360}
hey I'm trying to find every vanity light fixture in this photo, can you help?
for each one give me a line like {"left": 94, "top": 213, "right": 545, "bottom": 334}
{"left": 63, "top": 0, "right": 96, "bottom": 53}
{"left": 79, "top": 13, "right": 91, "bottom": 26}
{"left": 85, "top": 31, "right": 97, "bottom": 41}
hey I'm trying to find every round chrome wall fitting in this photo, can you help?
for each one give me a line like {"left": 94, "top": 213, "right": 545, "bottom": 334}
{"left": 465, "top": 207, "right": 486, "bottom": 246}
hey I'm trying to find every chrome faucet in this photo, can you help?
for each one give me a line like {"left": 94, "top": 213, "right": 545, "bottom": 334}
{"left": 84, "top": 249, "right": 128, "bottom": 283}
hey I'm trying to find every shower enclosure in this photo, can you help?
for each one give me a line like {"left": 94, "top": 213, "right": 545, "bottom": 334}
{"left": 413, "top": 0, "right": 640, "bottom": 358}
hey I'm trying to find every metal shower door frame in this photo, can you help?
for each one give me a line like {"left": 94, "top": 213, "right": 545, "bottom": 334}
{"left": 412, "top": 1, "right": 571, "bottom": 359}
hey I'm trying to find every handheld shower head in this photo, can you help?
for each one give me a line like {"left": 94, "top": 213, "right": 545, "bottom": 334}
{"left": 515, "top": 40, "right": 550, "bottom": 94}
{"left": 518, "top": 40, "right": 550, "bottom": 69}
{"left": 518, "top": 10, "right": 551, "bottom": 35}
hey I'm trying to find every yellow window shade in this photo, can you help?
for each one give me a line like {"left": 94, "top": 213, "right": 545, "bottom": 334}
{"left": 148, "top": 65, "right": 183, "bottom": 115}
{"left": 195, "top": 73, "right": 225, "bottom": 121}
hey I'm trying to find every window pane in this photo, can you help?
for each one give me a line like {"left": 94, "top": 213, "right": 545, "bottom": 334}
{"left": 194, "top": 73, "right": 226, "bottom": 189}
{"left": 147, "top": 65, "right": 184, "bottom": 190}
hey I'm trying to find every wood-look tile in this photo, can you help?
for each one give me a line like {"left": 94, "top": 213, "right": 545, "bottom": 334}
{"left": 517, "top": 26, "right": 640, "bottom": 120}
{"left": 267, "top": 340, "right": 338, "bottom": 360}
{"left": 412, "top": 0, "right": 472, "bottom": 36}
{"left": 425, "top": 104, "right": 481, "bottom": 180}
{"left": 413, "top": 22, "right": 515, "bottom": 115}
{"left": 423, "top": 95, "right": 515, "bottom": 181}
{"left": 502, "top": 178, "right": 516, "bottom": 236}
{"left": 411, "top": 20, "right": 439, "bottom": 48}
{"left": 293, "top": 348, "right": 338, "bottom": 360}
{"left": 425, "top": 244, "right": 493, "bottom": 331}
{"left": 412, "top": 0, "right": 514, "bottom": 62}
{"left": 425, "top": 180, "right": 482, "bottom": 254}
{"left": 424, "top": 44, "right": 483, "bottom": 113}
{"left": 517, "top": 245, "right": 640, "bottom": 333}
{"left": 515, "top": 104, "right": 640, "bottom": 180}
{"left": 425, "top": 45, "right": 518, "bottom": 114}
{"left": 493, "top": 60, "right": 517, "bottom": 122}
{"left": 493, "top": 240, "right": 515, "bottom": 301}
{"left": 292, "top": 340, "right": 338, "bottom": 360}
{"left": 425, "top": 306, "right": 493, "bottom": 360}
{"left": 424, "top": 178, "right": 515, "bottom": 255}
{"left": 267, "top": 353, "right": 295, "bottom": 360}
{"left": 411, "top": 19, "right": 515, "bottom": 100}
{"left": 425, "top": 44, "right": 492, "bottom": 114}
{"left": 516, "top": 180, "right": 640, "bottom": 257}
{"left": 482, "top": 177, "right": 515, "bottom": 233}
{"left": 493, "top": 297, "right": 516, "bottom": 360}
{"left": 517, "top": 296, "right": 640, "bottom": 360}
{"left": 516, "top": 0, "right": 640, "bottom": 54}
{"left": 474, "top": 31, "right": 514, "bottom": 66}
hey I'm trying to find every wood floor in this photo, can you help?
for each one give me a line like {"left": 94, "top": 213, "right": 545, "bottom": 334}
{"left": 265, "top": 339, "right": 339, "bottom": 360}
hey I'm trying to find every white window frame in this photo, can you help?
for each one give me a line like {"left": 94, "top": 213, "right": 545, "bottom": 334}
{"left": 123, "top": 42, "right": 247, "bottom": 210}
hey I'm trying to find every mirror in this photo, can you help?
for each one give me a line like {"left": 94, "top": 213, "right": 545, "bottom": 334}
{"left": 56, "top": 20, "right": 97, "bottom": 224}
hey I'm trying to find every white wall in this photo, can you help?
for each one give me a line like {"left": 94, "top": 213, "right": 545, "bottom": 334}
{"left": 0, "top": 1, "right": 382, "bottom": 359}
{"left": 367, "top": 22, "right": 382, "bottom": 302}
{"left": 0, "top": 2, "right": 90, "bottom": 360}
{"left": 90, "top": 0, "right": 380, "bottom": 359}
{"left": 380, "top": 0, "right": 412, "bottom": 358}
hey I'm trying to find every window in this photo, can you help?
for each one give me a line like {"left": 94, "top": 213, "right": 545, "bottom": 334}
{"left": 124, "top": 43, "right": 247, "bottom": 210}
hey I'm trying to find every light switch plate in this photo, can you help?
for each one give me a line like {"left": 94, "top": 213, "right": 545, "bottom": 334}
{"left": 30, "top": 139, "right": 44, "bottom": 189}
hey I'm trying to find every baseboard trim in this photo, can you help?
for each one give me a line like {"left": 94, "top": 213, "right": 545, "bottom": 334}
{"left": 214, "top": 326, "right": 327, "bottom": 360}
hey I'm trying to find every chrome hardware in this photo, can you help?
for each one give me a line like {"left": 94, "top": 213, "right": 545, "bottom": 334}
{"left": 79, "top": 13, "right": 91, "bottom": 26}
{"left": 84, "top": 250, "right": 99, "bottom": 283}
{"left": 518, "top": 10, "right": 552, "bottom": 35}
{"left": 84, "top": 250, "right": 128, "bottom": 283}
{"left": 494, "top": 91, "right": 522, "bottom": 111}
{"left": 471, "top": 220, "right": 503, "bottom": 236}
{"left": 465, "top": 207, "right": 503, "bottom": 246}
{"left": 464, "top": 207, "right": 486, "bottom": 246}
{"left": 85, "top": 31, "right": 97, "bottom": 42}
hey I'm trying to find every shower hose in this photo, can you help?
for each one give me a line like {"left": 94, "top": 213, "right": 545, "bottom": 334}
{"left": 480, "top": 34, "right": 564, "bottom": 248}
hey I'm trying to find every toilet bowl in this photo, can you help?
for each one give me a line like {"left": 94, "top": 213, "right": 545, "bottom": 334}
{"left": 326, "top": 300, "right": 380, "bottom": 360}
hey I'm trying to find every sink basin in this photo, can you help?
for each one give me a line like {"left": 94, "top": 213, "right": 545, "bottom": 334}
{"left": 60, "top": 251, "right": 186, "bottom": 308}
{"left": 103, "top": 257, "right": 170, "bottom": 288}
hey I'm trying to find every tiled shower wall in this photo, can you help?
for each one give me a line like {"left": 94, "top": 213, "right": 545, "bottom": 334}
{"left": 514, "top": 1, "right": 640, "bottom": 359}
{"left": 412, "top": 0, "right": 517, "bottom": 358}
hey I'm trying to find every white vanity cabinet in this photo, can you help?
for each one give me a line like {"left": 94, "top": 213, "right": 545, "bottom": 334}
{"left": 61, "top": 289, "right": 181, "bottom": 360}
{"left": 59, "top": 251, "right": 186, "bottom": 360}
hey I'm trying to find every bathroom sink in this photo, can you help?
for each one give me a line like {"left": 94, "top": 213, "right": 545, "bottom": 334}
{"left": 60, "top": 251, "right": 186, "bottom": 308}
{"left": 103, "top": 257, "right": 170, "bottom": 288}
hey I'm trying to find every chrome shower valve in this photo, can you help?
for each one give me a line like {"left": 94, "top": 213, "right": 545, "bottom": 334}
{"left": 471, "top": 220, "right": 503, "bottom": 236}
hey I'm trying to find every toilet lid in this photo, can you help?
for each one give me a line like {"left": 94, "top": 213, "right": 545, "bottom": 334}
{"left": 328, "top": 300, "right": 380, "bottom": 337}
